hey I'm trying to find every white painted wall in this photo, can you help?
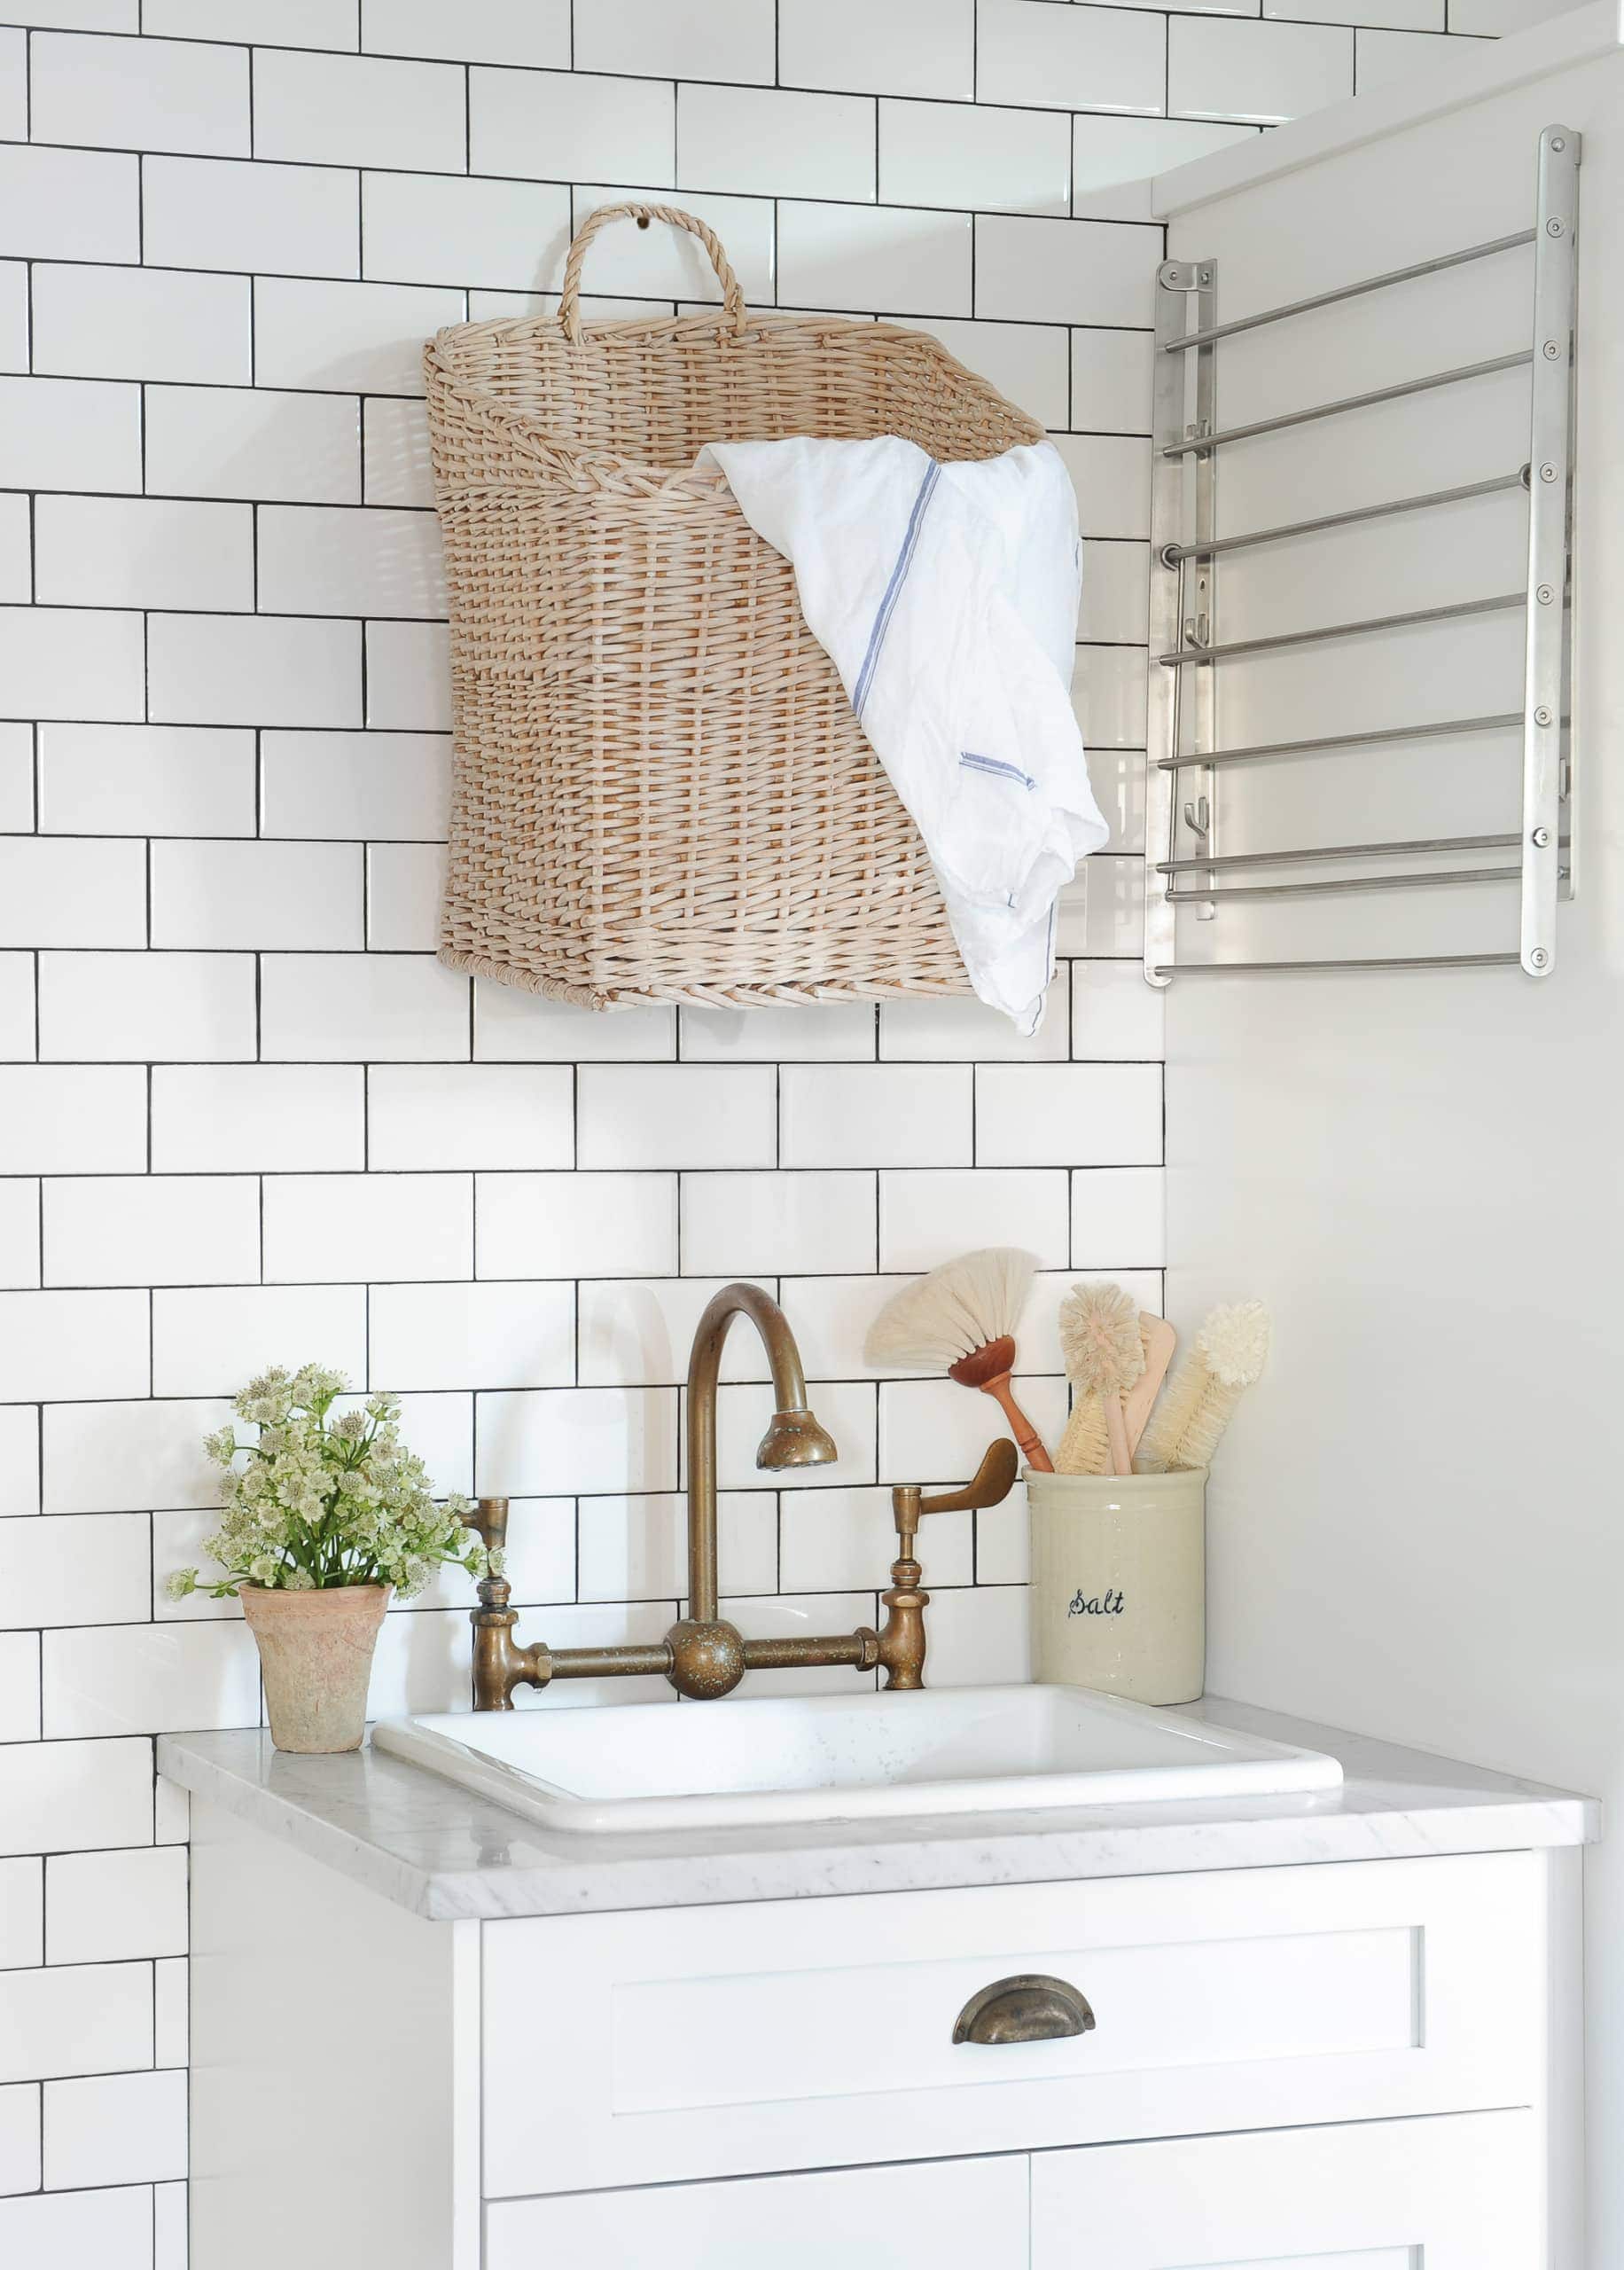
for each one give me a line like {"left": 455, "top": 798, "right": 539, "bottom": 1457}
{"left": 1159, "top": 28, "right": 1624, "bottom": 2264}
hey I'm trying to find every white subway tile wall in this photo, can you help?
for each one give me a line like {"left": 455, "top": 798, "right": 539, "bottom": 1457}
{"left": 0, "top": 1, "right": 1507, "bottom": 2257}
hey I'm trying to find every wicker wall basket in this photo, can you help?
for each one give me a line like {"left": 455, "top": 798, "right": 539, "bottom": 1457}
{"left": 424, "top": 201, "right": 1044, "bottom": 1012}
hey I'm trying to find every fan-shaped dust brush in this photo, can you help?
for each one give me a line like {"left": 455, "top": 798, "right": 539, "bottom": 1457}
{"left": 863, "top": 1248, "right": 1055, "bottom": 1473}
{"left": 1058, "top": 1280, "right": 1146, "bottom": 1476}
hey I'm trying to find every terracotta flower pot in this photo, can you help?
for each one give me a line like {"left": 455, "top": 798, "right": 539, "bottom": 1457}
{"left": 238, "top": 1583, "right": 392, "bottom": 1754}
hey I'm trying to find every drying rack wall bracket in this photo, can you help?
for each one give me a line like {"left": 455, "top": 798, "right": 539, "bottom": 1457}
{"left": 1143, "top": 126, "right": 1580, "bottom": 986}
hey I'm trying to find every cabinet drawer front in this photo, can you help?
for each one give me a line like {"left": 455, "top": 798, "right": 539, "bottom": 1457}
{"left": 486, "top": 2154, "right": 1027, "bottom": 2270}
{"left": 1031, "top": 2106, "right": 1538, "bottom": 2266}
{"left": 482, "top": 1851, "right": 1541, "bottom": 2196}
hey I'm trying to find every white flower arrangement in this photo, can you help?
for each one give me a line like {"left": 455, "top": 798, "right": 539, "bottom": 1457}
{"left": 166, "top": 1363, "right": 491, "bottom": 1601}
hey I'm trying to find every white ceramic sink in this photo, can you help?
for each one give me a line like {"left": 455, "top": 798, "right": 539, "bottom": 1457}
{"left": 371, "top": 1684, "right": 1342, "bottom": 1836}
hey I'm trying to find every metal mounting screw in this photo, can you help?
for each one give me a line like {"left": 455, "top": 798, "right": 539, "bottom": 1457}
{"left": 1542, "top": 340, "right": 1562, "bottom": 360}
{"left": 1532, "top": 826, "right": 1552, "bottom": 848}
{"left": 1529, "top": 947, "right": 1550, "bottom": 971}
{"left": 1536, "top": 583, "right": 1556, "bottom": 606}
{"left": 1546, "top": 217, "right": 1565, "bottom": 237}
{"left": 1550, "top": 135, "right": 1566, "bottom": 152}
{"left": 1539, "top": 462, "right": 1558, "bottom": 482}
{"left": 1534, "top": 705, "right": 1554, "bottom": 727}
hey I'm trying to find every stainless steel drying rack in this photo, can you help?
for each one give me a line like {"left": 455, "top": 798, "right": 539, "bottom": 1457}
{"left": 1143, "top": 124, "right": 1580, "bottom": 985}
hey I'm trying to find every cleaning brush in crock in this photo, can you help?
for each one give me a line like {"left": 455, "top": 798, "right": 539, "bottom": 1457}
{"left": 1138, "top": 1299, "right": 1271, "bottom": 1472}
{"left": 1056, "top": 1310, "right": 1176, "bottom": 1475}
{"left": 1058, "top": 1280, "right": 1145, "bottom": 1476}
{"left": 864, "top": 1247, "right": 1054, "bottom": 1472}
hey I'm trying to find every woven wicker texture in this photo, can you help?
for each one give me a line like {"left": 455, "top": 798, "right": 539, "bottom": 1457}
{"left": 424, "top": 201, "right": 1045, "bottom": 1010}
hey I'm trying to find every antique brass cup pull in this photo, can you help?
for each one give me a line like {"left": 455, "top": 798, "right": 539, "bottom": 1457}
{"left": 951, "top": 1974, "right": 1097, "bottom": 2047}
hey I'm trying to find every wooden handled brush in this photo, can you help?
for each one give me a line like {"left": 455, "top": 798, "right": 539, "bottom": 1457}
{"left": 1058, "top": 1281, "right": 1146, "bottom": 1477}
{"left": 863, "top": 1248, "right": 1054, "bottom": 1473}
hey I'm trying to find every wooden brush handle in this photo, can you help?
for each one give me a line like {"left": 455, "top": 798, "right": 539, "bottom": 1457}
{"left": 981, "top": 1374, "right": 1053, "bottom": 1473}
{"left": 1123, "top": 1317, "right": 1177, "bottom": 1460}
{"left": 1103, "top": 1394, "right": 1132, "bottom": 1477}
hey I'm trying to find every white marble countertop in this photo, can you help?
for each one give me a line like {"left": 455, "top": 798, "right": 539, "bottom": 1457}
{"left": 157, "top": 1696, "right": 1598, "bottom": 1923}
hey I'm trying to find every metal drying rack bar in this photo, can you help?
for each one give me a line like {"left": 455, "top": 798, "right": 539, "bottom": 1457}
{"left": 1142, "top": 125, "right": 1580, "bottom": 986}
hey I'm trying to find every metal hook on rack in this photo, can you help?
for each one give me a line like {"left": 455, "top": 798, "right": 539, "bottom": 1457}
{"left": 1183, "top": 796, "right": 1210, "bottom": 839}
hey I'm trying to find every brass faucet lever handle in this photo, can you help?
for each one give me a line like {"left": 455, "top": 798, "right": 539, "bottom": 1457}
{"left": 916, "top": 1438, "right": 1020, "bottom": 1519}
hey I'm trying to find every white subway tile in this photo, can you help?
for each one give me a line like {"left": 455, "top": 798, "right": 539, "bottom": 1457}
{"left": 0, "top": 1636, "right": 41, "bottom": 1739}
{"left": 1073, "top": 330, "right": 1154, "bottom": 434}
{"left": 0, "top": 1862, "right": 42, "bottom": 1969}
{"left": 38, "top": 724, "right": 256, "bottom": 837}
{"left": 0, "top": 607, "right": 144, "bottom": 723}
{"left": 1071, "top": 959, "right": 1165, "bottom": 1057}
{"left": 51, "top": 1846, "right": 186, "bottom": 1962}
{"left": 0, "top": 265, "right": 26, "bottom": 373}
{"left": 0, "top": 1963, "right": 152, "bottom": 2083}
{"left": 149, "top": 1507, "right": 244, "bottom": 1621}
{"left": 0, "top": 1515, "right": 150, "bottom": 1628}
{"left": 879, "top": 98, "right": 1069, "bottom": 215}
{"left": 363, "top": 171, "right": 570, "bottom": 294}
{"left": 0, "top": 1181, "right": 38, "bottom": 1292}
{"left": 43, "top": 2069, "right": 187, "bottom": 2190}
{"left": 475, "top": 984, "right": 674, "bottom": 1062}
{"left": 0, "top": 734, "right": 30, "bottom": 835}
{"left": 577, "top": 1065, "right": 775, "bottom": 1170}
{"left": 254, "top": 278, "right": 465, "bottom": 395}
{"left": 146, "top": 385, "right": 361, "bottom": 505}
{"left": 33, "top": 30, "right": 248, "bottom": 154}
{"left": 578, "top": 1276, "right": 773, "bottom": 1389}
{"left": 773, "top": 1272, "right": 905, "bottom": 1380}
{"left": 348, "top": 834, "right": 443, "bottom": 947}
{"left": 781, "top": 1064, "right": 972, "bottom": 1169}
{"left": 0, "top": 955, "right": 29, "bottom": 1062}
{"left": 679, "top": 84, "right": 877, "bottom": 203}
{"left": 780, "top": 0, "right": 972, "bottom": 98}
{"left": 260, "top": 951, "right": 470, "bottom": 1060}
{"left": 1287, "top": 0, "right": 1440, "bottom": 25}
{"left": 367, "top": 0, "right": 570, "bottom": 64}
{"left": 1355, "top": 25, "right": 1457, "bottom": 83}
{"left": 362, "top": 396, "right": 433, "bottom": 507}
{"left": 0, "top": 28, "right": 21, "bottom": 140}
{"left": 149, "top": 0, "right": 356, "bottom": 42}
{"left": 149, "top": 614, "right": 363, "bottom": 727}
{"left": 1168, "top": 17, "right": 1355, "bottom": 121}
{"left": 43, "top": 1618, "right": 263, "bottom": 1736}
{"left": 880, "top": 1371, "right": 1066, "bottom": 1484}
{"left": 1449, "top": 0, "right": 1561, "bottom": 25}
{"left": 974, "top": 1062, "right": 1161, "bottom": 1166}
{"left": 716, "top": 1376, "right": 876, "bottom": 1491}
{"left": 1072, "top": 1164, "right": 1166, "bottom": 1266}
{"left": 0, "top": 145, "right": 137, "bottom": 262}
{"left": 0, "top": 1406, "right": 38, "bottom": 1517}
{"left": 152, "top": 1066, "right": 364, "bottom": 1173}
{"left": 920, "top": 1582, "right": 1030, "bottom": 1687}
{"left": 0, "top": 2188, "right": 155, "bottom": 2265}
{"left": 0, "top": 377, "right": 141, "bottom": 492}
{"left": 570, "top": 186, "right": 775, "bottom": 309}
{"left": 365, "top": 620, "right": 451, "bottom": 729}
{"left": 476, "top": 1385, "right": 678, "bottom": 1496}
{"left": 263, "top": 1172, "right": 471, "bottom": 1283}
{"left": 0, "top": 839, "right": 144, "bottom": 948}
{"left": 43, "top": 1176, "right": 259, "bottom": 1289}
{"left": 977, "top": 215, "right": 1157, "bottom": 328}
{"left": 369, "top": 1066, "right": 573, "bottom": 1170}
{"left": 260, "top": 503, "right": 446, "bottom": 619}
{"left": 43, "top": 1397, "right": 230, "bottom": 1515}
{"left": 910, "top": 318, "right": 1069, "bottom": 430}
{"left": 144, "top": 153, "right": 360, "bottom": 278}
{"left": 881, "top": 967, "right": 1071, "bottom": 1061}
{"left": 371, "top": 1278, "right": 571, "bottom": 1389}
{"left": 153, "top": 1775, "right": 189, "bottom": 1844}
{"left": 0, "top": 2083, "right": 38, "bottom": 2195}
{"left": 39, "top": 952, "right": 256, "bottom": 1062}
{"left": 405, "top": 1490, "right": 570, "bottom": 1609}
{"left": 35, "top": 495, "right": 253, "bottom": 612}
{"left": 1072, "top": 115, "right": 1261, "bottom": 221}
{"left": 0, "top": 495, "right": 27, "bottom": 605}
{"left": 579, "top": 1489, "right": 773, "bottom": 1603}
{"left": 0, "top": 1737, "right": 152, "bottom": 1854}
{"left": 153, "top": 1959, "right": 187, "bottom": 2065}
{"left": 254, "top": 48, "right": 467, "bottom": 172}
{"left": 979, "top": 1, "right": 1166, "bottom": 113}
{"left": 1051, "top": 431, "right": 1150, "bottom": 540}
{"left": 777, "top": 202, "right": 971, "bottom": 317}
{"left": 681, "top": 1170, "right": 876, "bottom": 1278}
{"left": 150, "top": 839, "right": 363, "bottom": 951}
{"left": 154, "top": 2181, "right": 186, "bottom": 2270}
{"left": 575, "top": 0, "right": 776, "bottom": 83}
{"left": 1074, "top": 643, "right": 1148, "bottom": 744}
{"left": 262, "top": 730, "right": 449, "bottom": 840}
{"left": 879, "top": 1167, "right": 1069, "bottom": 1269}
{"left": 0, "top": 1289, "right": 148, "bottom": 1400}
{"left": 781, "top": 1482, "right": 972, "bottom": 1592}
{"left": 11, "top": 3, "right": 136, "bottom": 24}
{"left": 472, "top": 67, "right": 673, "bottom": 188}
{"left": 0, "top": 1068, "right": 145, "bottom": 1176}
{"left": 32, "top": 262, "right": 251, "bottom": 383}
{"left": 152, "top": 1283, "right": 366, "bottom": 1395}
{"left": 679, "top": 1003, "right": 875, "bottom": 1062}
{"left": 477, "top": 1172, "right": 675, "bottom": 1280}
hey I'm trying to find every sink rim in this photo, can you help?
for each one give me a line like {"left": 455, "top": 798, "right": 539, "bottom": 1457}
{"left": 371, "top": 1684, "right": 1345, "bottom": 1839}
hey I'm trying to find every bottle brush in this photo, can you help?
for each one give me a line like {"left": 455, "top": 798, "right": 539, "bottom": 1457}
{"left": 863, "top": 1247, "right": 1054, "bottom": 1472}
{"left": 1138, "top": 1300, "right": 1271, "bottom": 1472}
{"left": 1057, "top": 1280, "right": 1145, "bottom": 1476}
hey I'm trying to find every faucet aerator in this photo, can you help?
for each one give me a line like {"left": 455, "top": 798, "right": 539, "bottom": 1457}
{"left": 757, "top": 1409, "right": 839, "bottom": 1470}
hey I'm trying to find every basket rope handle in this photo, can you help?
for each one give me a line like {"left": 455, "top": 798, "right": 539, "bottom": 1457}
{"left": 558, "top": 201, "right": 749, "bottom": 344}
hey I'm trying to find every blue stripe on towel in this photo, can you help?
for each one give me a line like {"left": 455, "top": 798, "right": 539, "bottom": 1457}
{"left": 853, "top": 458, "right": 941, "bottom": 722}
{"left": 959, "top": 750, "right": 1036, "bottom": 791}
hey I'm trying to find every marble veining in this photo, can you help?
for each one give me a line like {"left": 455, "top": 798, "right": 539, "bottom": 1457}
{"left": 158, "top": 1695, "right": 1597, "bottom": 1922}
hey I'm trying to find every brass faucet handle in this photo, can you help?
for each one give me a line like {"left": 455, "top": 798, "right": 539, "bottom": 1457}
{"left": 917, "top": 1438, "right": 1019, "bottom": 1518}
{"left": 465, "top": 1496, "right": 510, "bottom": 1561}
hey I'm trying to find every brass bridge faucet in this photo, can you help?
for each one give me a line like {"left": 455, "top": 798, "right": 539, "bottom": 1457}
{"left": 465, "top": 1282, "right": 1019, "bottom": 1709}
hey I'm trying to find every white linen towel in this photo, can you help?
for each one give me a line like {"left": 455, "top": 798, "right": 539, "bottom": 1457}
{"left": 699, "top": 434, "right": 1107, "bottom": 1033}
